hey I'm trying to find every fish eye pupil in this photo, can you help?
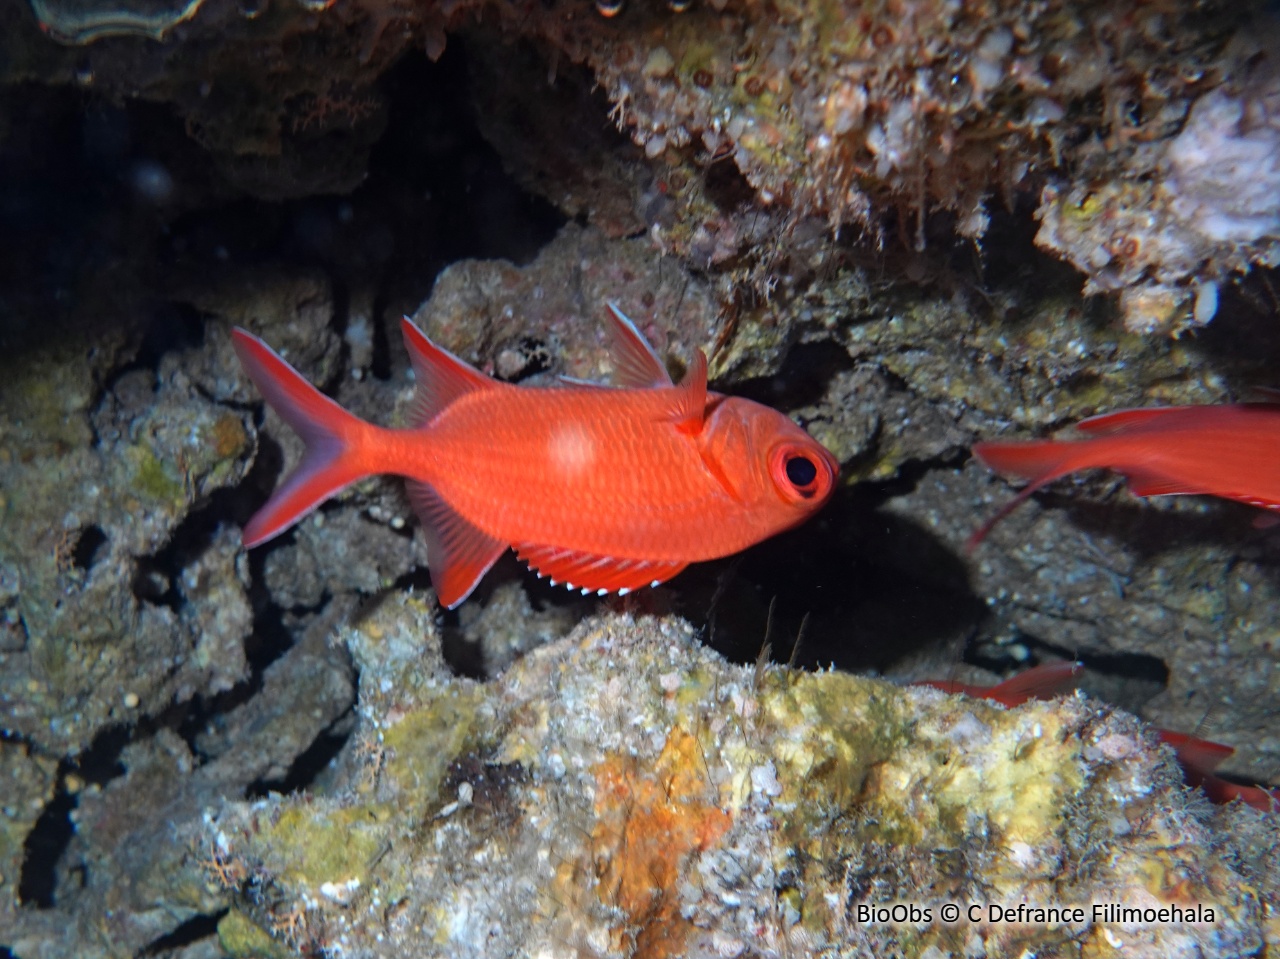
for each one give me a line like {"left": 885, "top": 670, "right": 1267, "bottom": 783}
{"left": 785, "top": 454, "right": 817, "bottom": 487}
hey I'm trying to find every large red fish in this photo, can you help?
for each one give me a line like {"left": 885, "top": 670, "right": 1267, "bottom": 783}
{"left": 231, "top": 305, "right": 839, "bottom": 607}
{"left": 969, "top": 400, "right": 1280, "bottom": 547}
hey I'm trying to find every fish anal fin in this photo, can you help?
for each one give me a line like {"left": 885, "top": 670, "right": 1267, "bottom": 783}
{"left": 671, "top": 349, "right": 709, "bottom": 435}
{"left": 405, "top": 479, "right": 507, "bottom": 609}
{"left": 515, "top": 543, "right": 687, "bottom": 594}
{"left": 604, "top": 302, "right": 673, "bottom": 389}
{"left": 400, "top": 317, "right": 498, "bottom": 427}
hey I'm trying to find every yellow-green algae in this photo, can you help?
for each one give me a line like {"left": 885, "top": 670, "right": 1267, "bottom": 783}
{"left": 217, "top": 908, "right": 294, "bottom": 959}
{"left": 191, "top": 603, "right": 1271, "bottom": 958}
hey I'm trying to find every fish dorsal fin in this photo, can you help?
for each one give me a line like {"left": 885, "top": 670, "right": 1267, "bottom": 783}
{"left": 604, "top": 302, "right": 673, "bottom": 388}
{"left": 405, "top": 479, "right": 507, "bottom": 609}
{"left": 400, "top": 317, "right": 498, "bottom": 427}
{"left": 671, "top": 348, "right": 709, "bottom": 435}
{"left": 1074, "top": 407, "right": 1185, "bottom": 435}
{"left": 515, "top": 543, "right": 687, "bottom": 595}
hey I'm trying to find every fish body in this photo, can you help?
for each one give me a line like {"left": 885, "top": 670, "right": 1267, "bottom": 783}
{"left": 1158, "top": 729, "right": 1279, "bottom": 813}
{"left": 970, "top": 401, "right": 1280, "bottom": 546}
{"left": 232, "top": 305, "right": 838, "bottom": 607}
{"left": 915, "top": 660, "right": 1082, "bottom": 708}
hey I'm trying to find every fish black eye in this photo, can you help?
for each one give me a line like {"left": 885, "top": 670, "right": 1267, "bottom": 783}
{"left": 785, "top": 454, "right": 818, "bottom": 489}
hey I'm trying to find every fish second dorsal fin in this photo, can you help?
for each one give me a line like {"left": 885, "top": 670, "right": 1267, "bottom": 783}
{"left": 603, "top": 302, "right": 709, "bottom": 433}
{"left": 405, "top": 479, "right": 507, "bottom": 609}
{"left": 515, "top": 543, "right": 687, "bottom": 595}
{"left": 400, "top": 316, "right": 499, "bottom": 427}
{"left": 671, "top": 348, "right": 709, "bottom": 435}
{"left": 604, "top": 302, "right": 673, "bottom": 388}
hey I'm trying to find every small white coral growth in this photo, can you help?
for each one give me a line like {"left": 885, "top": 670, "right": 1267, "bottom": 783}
{"left": 1036, "top": 24, "right": 1280, "bottom": 332}
{"left": 1164, "top": 85, "right": 1280, "bottom": 247}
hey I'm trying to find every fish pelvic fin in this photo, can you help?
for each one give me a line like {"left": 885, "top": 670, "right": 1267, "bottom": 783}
{"left": 400, "top": 316, "right": 499, "bottom": 426}
{"left": 967, "top": 439, "right": 1085, "bottom": 550}
{"left": 232, "top": 328, "right": 375, "bottom": 548}
{"left": 405, "top": 480, "right": 507, "bottom": 609}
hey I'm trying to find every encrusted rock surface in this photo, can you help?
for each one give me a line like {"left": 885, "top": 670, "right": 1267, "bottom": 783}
{"left": 190, "top": 603, "right": 1275, "bottom": 959}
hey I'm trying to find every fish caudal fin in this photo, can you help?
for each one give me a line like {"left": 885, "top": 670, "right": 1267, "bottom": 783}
{"left": 232, "top": 328, "right": 374, "bottom": 547}
{"left": 967, "top": 439, "right": 1083, "bottom": 550}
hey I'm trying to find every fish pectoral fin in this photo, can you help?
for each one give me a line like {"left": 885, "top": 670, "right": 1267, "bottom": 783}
{"left": 698, "top": 444, "right": 747, "bottom": 503}
{"left": 405, "top": 480, "right": 507, "bottom": 609}
{"left": 400, "top": 317, "right": 500, "bottom": 427}
{"left": 604, "top": 302, "right": 674, "bottom": 388}
{"left": 515, "top": 543, "right": 687, "bottom": 595}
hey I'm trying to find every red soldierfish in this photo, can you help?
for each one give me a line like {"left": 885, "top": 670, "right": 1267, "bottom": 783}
{"left": 914, "top": 660, "right": 1082, "bottom": 708}
{"left": 1158, "top": 729, "right": 1280, "bottom": 812}
{"left": 231, "top": 305, "right": 839, "bottom": 608}
{"left": 968, "top": 400, "right": 1280, "bottom": 548}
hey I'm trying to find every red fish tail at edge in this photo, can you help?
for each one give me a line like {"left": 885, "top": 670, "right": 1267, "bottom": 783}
{"left": 232, "top": 328, "right": 381, "bottom": 547}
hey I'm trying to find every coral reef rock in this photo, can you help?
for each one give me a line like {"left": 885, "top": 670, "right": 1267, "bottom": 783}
{"left": 192, "top": 600, "right": 1273, "bottom": 958}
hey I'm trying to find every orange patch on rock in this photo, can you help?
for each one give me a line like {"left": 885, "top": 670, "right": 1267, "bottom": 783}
{"left": 592, "top": 726, "right": 732, "bottom": 959}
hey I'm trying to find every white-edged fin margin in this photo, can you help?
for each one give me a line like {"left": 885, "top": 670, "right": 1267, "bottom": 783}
{"left": 604, "top": 303, "right": 673, "bottom": 388}
{"left": 400, "top": 316, "right": 499, "bottom": 427}
{"left": 516, "top": 542, "right": 687, "bottom": 594}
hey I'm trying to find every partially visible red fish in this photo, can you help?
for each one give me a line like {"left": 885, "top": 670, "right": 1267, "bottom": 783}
{"left": 921, "top": 665, "right": 1279, "bottom": 811}
{"left": 232, "top": 304, "right": 839, "bottom": 608}
{"left": 1158, "top": 729, "right": 1280, "bottom": 813}
{"left": 968, "top": 400, "right": 1280, "bottom": 548}
{"left": 914, "top": 660, "right": 1082, "bottom": 708}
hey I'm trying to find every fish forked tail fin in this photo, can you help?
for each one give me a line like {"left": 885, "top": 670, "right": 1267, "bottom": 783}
{"left": 966, "top": 439, "right": 1082, "bottom": 550}
{"left": 232, "top": 328, "right": 374, "bottom": 547}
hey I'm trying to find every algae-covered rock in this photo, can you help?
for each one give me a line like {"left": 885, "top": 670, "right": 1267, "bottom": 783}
{"left": 0, "top": 320, "right": 256, "bottom": 756}
{"left": 199, "top": 601, "right": 1273, "bottom": 958}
